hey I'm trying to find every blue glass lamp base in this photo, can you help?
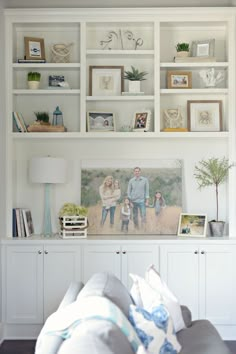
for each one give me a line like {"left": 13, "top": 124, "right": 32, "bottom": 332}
{"left": 43, "top": 183, "right": 53, "bottom": 237}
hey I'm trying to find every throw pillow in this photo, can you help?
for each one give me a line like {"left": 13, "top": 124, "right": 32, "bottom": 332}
{"left": 145, "top": 265, "right": 185, "bottom": 332}
{"left": 129, "top": 304, "right": 181, "bottom": 354}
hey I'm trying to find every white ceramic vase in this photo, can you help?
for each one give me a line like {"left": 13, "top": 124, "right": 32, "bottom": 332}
{"left": 28, "top": 81, "right": 40, "bottom": 90}
{"left": 128, "top": 80, "right": 141, "bottom": 93}
{"left": 176, "top": 51, "right": 189, "bottom": 57}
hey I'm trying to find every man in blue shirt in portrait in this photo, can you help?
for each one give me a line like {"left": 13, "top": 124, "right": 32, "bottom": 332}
{"left": 127, "top": 167, "right": 149, "bottom": 229}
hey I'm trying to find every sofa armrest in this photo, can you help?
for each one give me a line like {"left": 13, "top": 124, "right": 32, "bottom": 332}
{"left": 57, "top": 281, "right": 84, "bottom": 310}
{"left": 181, "top": 305, "right": 192, "bottom": 328}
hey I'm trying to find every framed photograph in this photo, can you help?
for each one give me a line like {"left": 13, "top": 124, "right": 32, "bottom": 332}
{"left": 48, "top": 75, "right": 65, "bottom": 87}
{"left": 177, "top": 213, "right": 207, "bottom": 237}
{"left": 132, "top": 110, "right": 151, "bottom": 132}
{"left": 187, "top": 100, "right": 222, "bottom": 132}
{"left": 87, "top": 111, "right": 116, "bottom": 132}
{"left": 24, "top": 37, "right": 45, "bottom": 60}
{"left": 81, "top": 159, "right": 183, "bottom": 236}
{"left": 191, "top": 39, "right": 215, "bottom": 57}
{"left": 89, "top": 66, "right": 124, "bottom": 96}
{"left": 167, "top": 71, "right": 192, "bottom": 89}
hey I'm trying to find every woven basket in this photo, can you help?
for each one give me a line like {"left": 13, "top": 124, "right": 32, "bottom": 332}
{"left": 51, "top": 43, "right": 73, "bottom": 63}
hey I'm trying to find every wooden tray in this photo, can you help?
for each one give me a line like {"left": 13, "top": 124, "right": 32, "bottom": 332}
{"left": 27, "top": 125, "right": 66, "bottom": 132}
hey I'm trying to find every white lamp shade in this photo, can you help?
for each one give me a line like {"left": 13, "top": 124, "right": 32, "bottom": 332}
{"left": 29, "top": 157, "right": 67, "bottom": 184}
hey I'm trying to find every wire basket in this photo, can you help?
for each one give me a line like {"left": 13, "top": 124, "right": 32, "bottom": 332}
{"left": 51, "top": 43, "right": 73, "bottom": 63}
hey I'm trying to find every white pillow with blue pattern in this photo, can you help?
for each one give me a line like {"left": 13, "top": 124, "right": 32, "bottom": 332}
{"left": 129, "top": 303, "right": 181, "bottom": 354}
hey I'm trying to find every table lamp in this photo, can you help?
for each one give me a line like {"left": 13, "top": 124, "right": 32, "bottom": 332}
{"left": 29, "top": 156, "right": 67, "bottom": 237}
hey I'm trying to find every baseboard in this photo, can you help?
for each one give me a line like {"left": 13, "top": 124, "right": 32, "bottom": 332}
{"left": 216, "top": 325, "right": 236, "bottom": 340}
{"left": 3, "top": 324, "right": 41, "bottom": 339}
{"left": 0, "top": 322, "right": 4, "bottom": 344}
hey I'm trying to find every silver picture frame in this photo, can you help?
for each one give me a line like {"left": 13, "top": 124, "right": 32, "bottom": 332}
{"left": 191, "top": 39, "right": 215, "bottom": 57}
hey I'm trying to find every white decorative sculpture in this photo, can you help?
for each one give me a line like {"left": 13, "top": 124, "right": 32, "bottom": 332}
{"left": 199, "top": 68, "right": 224, "bottom": 88}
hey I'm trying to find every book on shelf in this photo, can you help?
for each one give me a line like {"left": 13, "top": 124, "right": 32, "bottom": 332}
{"left": 13, "top": 208, "right": 34, "bottom": 237}
{"left": 174, "top": 56, "right": 216, "bottom": 63}
{"left": 12, "top": 112, "right": 28, "bottom": 133}
{"left": 17, "top": 59, "right": 47, "bottom": 63}
{"left": 162, "top": 128, "right": 188, "bottom": 132}
{"left": 122, "top": 92, "right": 145, "bottom": 96}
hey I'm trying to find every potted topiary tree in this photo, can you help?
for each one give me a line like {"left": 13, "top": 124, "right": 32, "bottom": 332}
{"left": 194, "top": 157, "right": 233, "bottom": 236}
{"left": 175, "top": 42, "right": 190, "bottom": 58}
{"left": 123, "top": 66, "right": 147, "bottom": 93}
{"left": 27, "top": 72, "right": 41, "bottom": 90}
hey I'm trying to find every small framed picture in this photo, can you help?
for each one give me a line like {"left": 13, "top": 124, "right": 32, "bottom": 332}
{"left": 167, "top": 71, "right": 192, "bottom": 89}
{"left": 48, "top": 75, "right": 65, "bottom": 87}
{"left": 132, "top": 110, "right": 151, "bottom": 132}
{"left": 187, "top": 100, "right": 222, "bottom": 132}
{"left": 191, "top": 39, "right": 215, "bottom": 57}
{"left": 89, "top": 66, "right": 124, "bottom": 96}
{"left": 87, "top": 111, "right": 116, "bottom": 132}
{"left": 24, "top": 37, "right": 45, "bottom": 60}
{"left": 177, "top": 213, "right": 207, "bottom": 237}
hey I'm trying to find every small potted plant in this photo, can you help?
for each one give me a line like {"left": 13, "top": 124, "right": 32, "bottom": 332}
{"left": 123, "top": 66, "right": 147, "bottom": 93}
{"left": 34, "top": 111, "right": 50, "bottom": 125}
{"left": 27, "top": 72, "right": 41, "bottom": 90}
{"left": 59, "top": 203, "right": 88, "bottom": 239}
{"left": 175, "top": 43, "right": 190, "bottom": 58}
{"left": 194, "top": 157, "right": 233, "bottom": 236}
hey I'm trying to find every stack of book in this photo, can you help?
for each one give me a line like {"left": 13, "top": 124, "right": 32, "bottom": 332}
{"left": 17, "top": 59, "right": 46, "bottom": 64}
{"left": 174, "top": 56, "right": 216, "bottom": 63}
{"left": 12, "top": 112, "right": 28, "bottom": 132}
{"left": 12, "top": 208, "right": 34, "bottom": 237}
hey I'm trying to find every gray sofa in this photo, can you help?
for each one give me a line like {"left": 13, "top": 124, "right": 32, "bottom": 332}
{"left": 35, "top": 272, "right": 231, "bottom": 354}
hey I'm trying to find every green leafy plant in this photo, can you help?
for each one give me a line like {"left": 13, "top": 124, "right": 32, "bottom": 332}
{"left": 27, "top": 72, "right": 41, "bottom": 81}
{"left": 124, "top": 66, "right": 147, "bottom": 81}
{"left": 175, "top": 42, "right": 190, "bottom": 52}
{"left": 59, "top": 203, "right": 88, "bottom": 217}
{"left": 34, "top": 111, "right": 50, "bottom": 123}
{"left": 194, "top": 157, "right": 233, "bottom": 221}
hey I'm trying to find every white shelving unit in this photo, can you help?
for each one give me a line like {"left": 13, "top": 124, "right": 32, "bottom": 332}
{"left": 3, "top": 8, "right": 236, "bottom": 237}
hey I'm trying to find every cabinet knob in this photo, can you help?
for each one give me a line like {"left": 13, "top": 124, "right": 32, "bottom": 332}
{"left": 122, "top": 251, "right": 126, "bottom": 254}
{"left": 44, "top": 250, "right": 48, "bottom": 255}
{"left": 116, "top": 251, "right": 120, "bottom": 254}
{"left": 201, "top": 251, "right": 205, "bottom": 255}
{"left": 194, "top": 251, "right": 198, "bottom": 254}
{"left": 38, "top": 250, "right": 42, "bottom": 254}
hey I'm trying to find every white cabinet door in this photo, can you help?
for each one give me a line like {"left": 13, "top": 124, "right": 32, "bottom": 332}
{"left": 160, "top": 244, "right": 199, "bottom": 320}
{"left": 121, "top": 244, "right": 159, "bottom": 289}
{"left": 43, "top": 245, "right": 82, "bottom": 320}
{"left": 199, "top": 245, "right": 236, "bottom": 325}
{"left": 5, "top": 245, "right": 43, "bottom": 324}
{"left": 83, "top": 244, "right": 121, "bottom": 282}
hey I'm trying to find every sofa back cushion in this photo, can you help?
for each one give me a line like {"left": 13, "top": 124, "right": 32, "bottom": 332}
{"left": 77, "top": 272, "right": 133, "bottom": 317}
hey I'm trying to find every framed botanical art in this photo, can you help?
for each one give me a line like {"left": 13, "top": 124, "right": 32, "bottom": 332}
{"left": 81, "top": 159, "right": 183, "bottom": 236}
{"left": 177, "top": 213, "right": 207, "bottom": 237}
{"left": 191, "top": 39, "right": 215, "bottom": 57}
{"left": 132, "top": 110, "right": 151, "bottom": 132}
{"left": 187, "top": 100, "right": 222, "bottom": 132}
{"left": 24, "top": 37, "right": 45, "bottom": 60}
{"left": 89, "top": 66, "right": 124, "bottom": 96}
{"left": 167, "top": 71, "right": 192, "bottom": 89}
{"left": 87, "top": 111, "right": 115, "bottom": 132}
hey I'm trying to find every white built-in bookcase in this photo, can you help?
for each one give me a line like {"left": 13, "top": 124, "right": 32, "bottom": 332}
{"left": 4, "top": 8, "right": 236, "bottom": 237}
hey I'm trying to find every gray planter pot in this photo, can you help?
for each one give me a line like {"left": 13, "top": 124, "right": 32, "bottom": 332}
{"left": 209, "top": 221, "right": 225, "bottom": 237}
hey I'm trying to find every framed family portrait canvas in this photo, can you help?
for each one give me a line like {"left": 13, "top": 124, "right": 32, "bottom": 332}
{"left": 187, "top": 100, "right": 222, "bottom": 132}
{"left": 24, "top": 37, "right": 45, "bottom": 60}
{"left": 81, "top": 159, "right": 183, "bottom": 236}
{"left": 87, "top": 111, "right": 115, "bottom": 132}
{"left": 132, "top": 110, "right": 151, "bottom": 132}
{"left": 177, "top": 213, "right": 207, "bottom": 237}
{"left": 89, "top": 66, "right": 124, "bottom": 96}
{"left": 167, "top": 71, "right": 192, "bottom": 89}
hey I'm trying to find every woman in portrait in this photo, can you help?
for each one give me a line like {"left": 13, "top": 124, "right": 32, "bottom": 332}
{"left": 99, "top": 176, "right": 120, "bottom": 228}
